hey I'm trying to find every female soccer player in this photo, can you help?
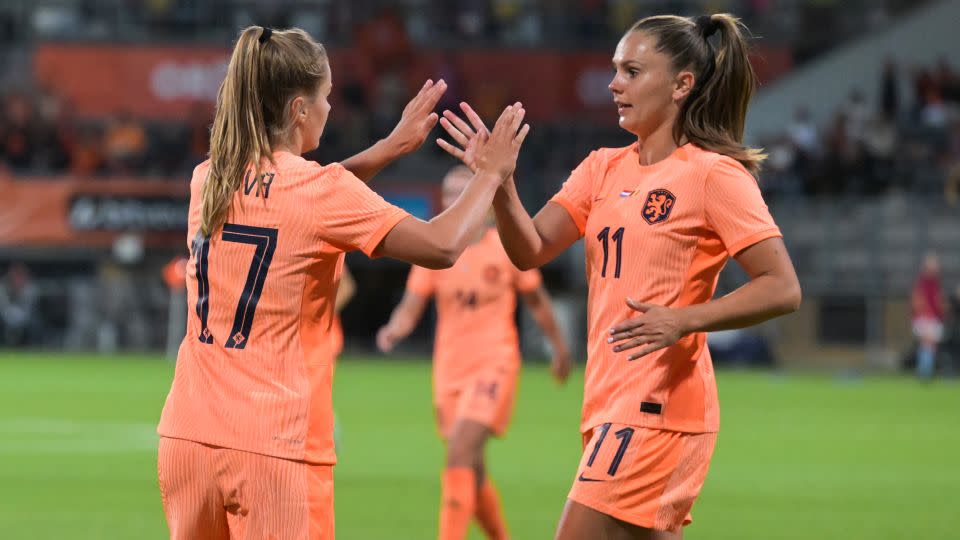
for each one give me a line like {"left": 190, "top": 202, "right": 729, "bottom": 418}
{"left": 376, "top": 164, "right": 573, "bottom": 540}
{"left": 156, "top": 26, "right": 530, "bottom": 539}
{"left": 437, "top": 14, "right": 801, "bottom": 540}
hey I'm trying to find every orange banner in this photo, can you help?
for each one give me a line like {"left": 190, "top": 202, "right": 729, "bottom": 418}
{"left": 35, "top": 44, "right": 792, "bottom": 121}
{"left": 0, "top": 174, "right": 439, "bottom": 249}
{"left": 0, "top": 176, "right": 190, "bottom": 248}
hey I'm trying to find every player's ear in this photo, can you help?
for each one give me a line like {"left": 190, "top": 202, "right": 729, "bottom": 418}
{"left": 673, "top": 70, "right": 695, "bottom": 102}
{"left": 290, "top": 95, "right": 307, "bottom": 125}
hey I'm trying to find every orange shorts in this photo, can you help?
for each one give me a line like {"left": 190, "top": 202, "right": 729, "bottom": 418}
{"left": 158, "top": 437, "right": 334, "bottom": 539}
{"left": 567, "top": 424, "right": 716, "bottom": 532}
{"left": 435, "top": 366, "right": 518, "bottom": 439}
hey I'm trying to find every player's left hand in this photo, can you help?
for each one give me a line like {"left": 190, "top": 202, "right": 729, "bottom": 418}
{"left": 607, "top": 298, "right": 687, "bottom": 360}
{"left": 436, "top": 101, "right": 489, "bottom": 172}
{"left": 385, "top": 79, "right": 447, "bottom": 156}
{"left": 550, "top": 347, "right": 573, "bottom": 384}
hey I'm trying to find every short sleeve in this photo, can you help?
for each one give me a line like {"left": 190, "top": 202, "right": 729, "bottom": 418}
{"left": 315, "top": 165, "right": 410, "bottom": 257}
{"left": 549, "top": 150, "right": 604, "bottom": 237}
{"left": 704, "top": 157, "right": 782, "bottom": 257}
{"left": 405, "top": 265, "right": 435, "bottom": 298}
{"left": 514, "top": 266, "right": 542, "bottom": 293}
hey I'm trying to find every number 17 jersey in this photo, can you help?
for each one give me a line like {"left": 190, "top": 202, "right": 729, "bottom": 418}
{"left": 158, "top": 152, "right": 408, "bottom": 465}
{"left": 550, "top": 143, "right": 781, "bottom": 434}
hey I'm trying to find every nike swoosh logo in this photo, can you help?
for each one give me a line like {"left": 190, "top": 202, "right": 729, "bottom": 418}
{"left": 577, "top": 473, "right": 604, "bottom": 482}
{"left": 592, "top": 197, "right": 605, "bottom": 202}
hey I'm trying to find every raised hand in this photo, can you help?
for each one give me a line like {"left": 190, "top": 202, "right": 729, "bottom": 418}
{"left": 384, "top": 79, "right": 447, "bottom": 156}
{"left": 436, "top": 102, "right": 490, "bottom": 172}
{"left": 473, "top": 102, "right": 529, "bottom": 181}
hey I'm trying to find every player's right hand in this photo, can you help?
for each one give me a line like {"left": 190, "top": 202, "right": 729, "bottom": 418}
{"left": 470, "top": 103, "right": 529, "bottom": 181}
{"left": 376, "top": 326, "right": 398, "bottom": 353}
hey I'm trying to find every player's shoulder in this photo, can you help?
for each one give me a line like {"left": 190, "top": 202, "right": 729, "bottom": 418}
{"left": 683, "top": 145, "right": 750, "bottom": 177}
{"left": 277, "top": 153, "right": 348, "bottom": 184}
{"left": 189, "top": 159, "right": 211, "bottom": 188}
{"left": 585, "top": 143, "right": 637, "bottom": 170}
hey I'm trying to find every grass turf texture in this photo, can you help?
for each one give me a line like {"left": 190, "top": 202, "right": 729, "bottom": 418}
{"left": 1, "top": 352, "right": 958, "bottom": 539}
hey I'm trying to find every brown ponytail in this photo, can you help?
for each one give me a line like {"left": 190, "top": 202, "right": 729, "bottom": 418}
{"left": 629, "top": 13, "right": 765, "bottom": 174}
{"left": 201, "top": 26, "right": 329, "bottom": 235}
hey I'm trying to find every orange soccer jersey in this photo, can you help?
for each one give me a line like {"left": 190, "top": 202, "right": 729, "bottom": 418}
{"left": 550, "top": 143, "right": 781, "bottom": 434}
{"left": 158, "top": 151, "right": 408, "bottom": 465}
{"left": 406, "top": 228, "right": 542, "bottom": 397}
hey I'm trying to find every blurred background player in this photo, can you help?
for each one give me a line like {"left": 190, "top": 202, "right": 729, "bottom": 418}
{"left": 332, "top": 263, "right": 355, "bottom": 448}
{"left": 156, "top": 25, "right": 531, "bottom": 539}
{"left": 377, "top": 165, "right": 573, "bottom": 540}
{"left": 332, "top": 263, "right": 356, "bottom": 369}
{"left": 438, "top": 13, "right": 801, "bottom": 540}
{"left": 162, "top": 254, "right": 188, "bottom": 359}
{"left": 911, "top": 252, "right": 946, "bottom": 379}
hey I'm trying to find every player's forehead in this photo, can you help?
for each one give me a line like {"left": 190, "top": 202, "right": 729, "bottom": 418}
{"left": 442, "top": 168, "right": 473, "bottom": 190}
{"left": 612, "top": 31, "right": 659, "bottom": 67}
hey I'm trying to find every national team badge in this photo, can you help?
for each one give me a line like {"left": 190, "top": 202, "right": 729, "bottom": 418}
{"left": 483, "top": 265, "right": 501, "bottom": 284}
{"left": 642, "top": 189, "right": 676, "bottom": 225}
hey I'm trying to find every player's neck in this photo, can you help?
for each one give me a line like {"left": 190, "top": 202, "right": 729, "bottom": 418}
{"left": 635, "top": 123, "right": 685, "bottom": 167}
{"left": 275, "top": 132, "right": 305, "bottom": 156}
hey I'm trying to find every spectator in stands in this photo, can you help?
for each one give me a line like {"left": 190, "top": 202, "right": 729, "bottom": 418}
{"left": 1, "top": 93, "right": 36, "bottom": 171}
{"left": 912, "top": 67, "right": 936, "bottom": 115}
{"left": 32, "top": 89, "right": 70, "bottom": 172}
{"left": 69, "top": 123, "right": 105, "bottom": 176}
{"left": 880, "top": 57, "right": 899, "bottom": 121}
{"left": 788, "top": 105, "right": 820, "bottom": 156}
{"left": 911, "top": 253, "right": 947, "bottom": 379}
{"left": 0, "top": 263, "right": 39, "bottom": 346}
{"left": 818, "top": 111, "right": 859, "bottom": 194}
{"left": 843, "top": 88, "right": 871, "bottom": 146}
{"left": 787, "top": 105, "right": 819, "bottom": 187}
{"left": 186, "top": 102, "right": 213, "bottom": 167}
{"left": 104, "top": 111, "right": 147, "bottom": 175}
{"left": 934, "top": 56, "right": 958, "bottom": 104}
{"left": 862, "top": 112, "right": 897, "bottom": 194}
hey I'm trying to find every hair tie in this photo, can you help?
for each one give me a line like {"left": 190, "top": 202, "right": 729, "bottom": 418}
{"left": 258, "top": 27, "right": 273, "bottom": 44}
{"left": 694, "top": 15, "right": 718, "bottom": 39}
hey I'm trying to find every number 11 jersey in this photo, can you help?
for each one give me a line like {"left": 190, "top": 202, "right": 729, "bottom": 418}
{"left": 550, "top": 143, "right": 781, "bottom": 435}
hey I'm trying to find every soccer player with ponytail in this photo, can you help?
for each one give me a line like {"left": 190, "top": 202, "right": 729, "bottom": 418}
{"left": 438, "top": 14, "right": 801, "bottom": 539}
{"left": 157, "top": 26, "right": 530, "bottom": 539}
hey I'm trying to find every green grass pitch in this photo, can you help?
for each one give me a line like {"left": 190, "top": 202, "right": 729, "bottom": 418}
{"left": 1, "top": 352, "right": 958, "bottom": 539}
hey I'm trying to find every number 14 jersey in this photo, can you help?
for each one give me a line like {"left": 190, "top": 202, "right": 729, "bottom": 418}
{"left": 550, "top": 143, "right": 781, "bottom": 435}
{"left": 406, "top": 229, "right": 542, "bottom": 397}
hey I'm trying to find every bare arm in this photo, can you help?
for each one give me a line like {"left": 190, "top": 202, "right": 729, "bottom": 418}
{"left": 373, "top": 104, "right": 530, "bottom": 269}
{"left": 340, "top": 79, "right": 446, "bottom": 182}
{"left": 609, "top": 237, "right": 802, "bottom": 359}
{"left": 376, "top": 291, "right": 429, "bottom": 352}
{"left": 674, "top": 237, "right": 802, "bottom": 332}
{"left": 492, "top": 178, "right": 581, "bottom": 270}
{"left": 520, "top": 285, "right": 573, "bottom": 383}
{"left": 334, "top": 265, "right": 356, "bottom": 313}
{"left": 339, "top": 138, "right": 404, "bottom": 183}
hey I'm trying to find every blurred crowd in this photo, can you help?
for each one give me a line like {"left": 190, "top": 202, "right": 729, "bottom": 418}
{"left": 0, "top": 0, "right": 925, "bottom": 51}
{"left": 3, "top": 54, "right": 958, "bottom": 204}
{"left": 0, "top": 89, "right": 212, "bottom": 177}
{"left": 751, "top": 56, "right": 960, "bottom": 201}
